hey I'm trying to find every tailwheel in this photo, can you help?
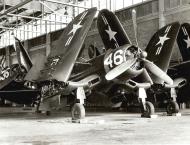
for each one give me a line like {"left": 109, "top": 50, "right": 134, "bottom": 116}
{"left": 71, "top": 103, "right": 85, "bottom": 120}
{"left": 142, "top": 101, "right": 155, "bottom": 117}
{"left": 166, "top": 101, "right": 179, "bottom": 115}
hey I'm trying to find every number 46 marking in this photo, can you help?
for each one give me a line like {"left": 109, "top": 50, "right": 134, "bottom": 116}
{"left": 104, "top": 49, "right": 125, "bottom": 68}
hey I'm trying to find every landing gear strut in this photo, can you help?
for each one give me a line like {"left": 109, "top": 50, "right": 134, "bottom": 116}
{"left": 138, "top": 88, "right": 155, "bottom": 117}
{"left": 166, "top": 88, "right": 179, "bottom": 115}
{"left": 71, "top": 87, "right": 86, "bottom": 120}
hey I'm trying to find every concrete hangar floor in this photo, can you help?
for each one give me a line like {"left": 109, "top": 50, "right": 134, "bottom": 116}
{"left": 0, "top": 109, "right": 190, "bottom": 145}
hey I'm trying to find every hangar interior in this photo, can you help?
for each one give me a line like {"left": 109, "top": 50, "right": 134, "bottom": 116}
{"left": 1, "top": 0, "right": 189, "bottom": 63}
{"left": 2, "top": 0, "right": 190, "bottom": 145}
{"left": 0, "top": 0, "right": 190, "bottom": 109}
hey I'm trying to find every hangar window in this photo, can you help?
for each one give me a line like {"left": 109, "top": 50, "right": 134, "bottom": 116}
{"left": 0, "top": 0, "right": 149, "bottom": 50}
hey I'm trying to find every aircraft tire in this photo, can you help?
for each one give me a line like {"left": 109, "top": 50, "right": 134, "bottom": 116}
{"left": 143, "top": 101, "right": 155, "bottom": 117}
{"left": 166, "top": 101, "right": 179, "bottom": 115}
{"left": 71, "top": 103, "right": 85, "bottom": 120}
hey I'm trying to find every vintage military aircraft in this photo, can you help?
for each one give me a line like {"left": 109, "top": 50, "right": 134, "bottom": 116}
{"left": 167, "top": 23, "right": 190, "bottom": 104}
{"left": 86, "top": 9, "right": 182, "bottom": 117}
{"left": 0, "top": 8, "right": 98, "bottom": 120}
{"left": 0, "top": 8, "right": 183, "bottom": 119}
{"left": 0, "top": 36, "right": 37, "bottom": 106}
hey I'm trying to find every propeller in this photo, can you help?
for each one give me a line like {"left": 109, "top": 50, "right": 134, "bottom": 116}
{"left": 132, "top": 9, "right": 138, "bottom": 47}
{"left": 105, "top": 57, "right": 137, "bottom": 80}
{"left": 131, "top": 8, "right": 173, "bottom": 85}
{"left": 105, "top": 47, "right": 173, "bottom": 85}
{"left": 104, "top": 9, "right": 173, "bottom": 86}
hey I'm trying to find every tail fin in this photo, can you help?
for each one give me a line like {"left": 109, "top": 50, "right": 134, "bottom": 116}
{"left": 0, "top": 55, "right": 6, "bottom": 70}
{"left": 145, "top": 22, "right": 180, "bottom": 72}
{"left": 30, "top": 8, "right": 97, "bottom": 82}
{"left": 177, "top": 23, "right": 190, "bottom": 61}
{"left": 97, "top": 9, "right": 131, "bottom": 50}
{"left": 14, "top": 37, "right": 33, "bottom": 71}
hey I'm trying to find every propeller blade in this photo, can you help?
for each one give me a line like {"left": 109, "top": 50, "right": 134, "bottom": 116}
{"left": 142, "top": 69, "right": 153, "bottom": 85}
{"left": 105, "top": 58, "right": 137, "bottom": 80}
{"left": 143, "top": 59, "right": 173, "bottom": 85}
{"left": 132, "top": 9, "right": 138, "bottom": 47}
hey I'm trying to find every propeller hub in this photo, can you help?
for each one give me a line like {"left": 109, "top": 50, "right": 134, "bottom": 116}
{"left": 140, "top": 51, "right": 147, "bottom": 58}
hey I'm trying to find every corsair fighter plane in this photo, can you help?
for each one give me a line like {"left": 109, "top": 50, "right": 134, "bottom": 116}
{"left": 94, "top": 9, "right": 181, "bottom": 116}
{"left": 0, "top": 8, "right": 97, "bottom": 120}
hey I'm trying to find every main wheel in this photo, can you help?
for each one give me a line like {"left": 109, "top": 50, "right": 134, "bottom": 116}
{"left": 166, "top": 101, "right": 179, "bottom": 115}
{"left": 71, "top": 103, "right": 85, "bottom": 120}
{"left": 142, "top": 101, "right": 155, "bottom": 117}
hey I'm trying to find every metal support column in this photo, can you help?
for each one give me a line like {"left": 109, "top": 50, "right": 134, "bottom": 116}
{"left": 179, "top": 0, "right": 183, "bottom": 6}
{"left": 109, "top": 0, "right": 111, "bottom": 11}
{"left": 73, "top": 0, "right": 76, "bottom": 18}
{"left": 46, "top": 33, "right": 51, "bottom": 56}
{"left": 24, "top": 40, "right": 29, "bottom": 51}
{"left": 5, "top": 46, "right": 10, "bottom": 66}
{"left": 158, "top": 0, "right": 165, "bottom": 28}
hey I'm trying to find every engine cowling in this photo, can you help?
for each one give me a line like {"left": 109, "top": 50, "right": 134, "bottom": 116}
{"left": 103, "top": 44, "right": 143, "bottom": 80}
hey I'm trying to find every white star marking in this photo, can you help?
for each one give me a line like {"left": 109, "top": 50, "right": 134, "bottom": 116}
{"left": 105, "top": 25, "right": 117, "bottom": 41}
{"left": 68, "top": 20, "right": 82, "bottom": 35}
{"left": 156, "top": 33, "right": 170, "bottom": 46}
{"left": 184, "top": 36, "right": 190, "bottom": 49}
